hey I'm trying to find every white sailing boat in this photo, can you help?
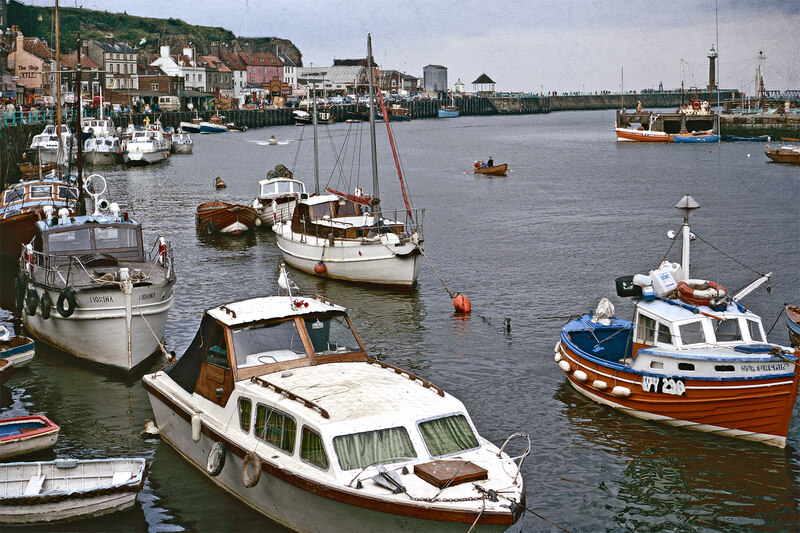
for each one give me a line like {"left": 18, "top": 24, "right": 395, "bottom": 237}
{"left": 273, "top": 35, "right": 424, "bottom": 288}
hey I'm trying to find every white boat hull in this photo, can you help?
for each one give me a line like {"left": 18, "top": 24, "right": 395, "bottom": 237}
{"left": 254, "top": 199, "right": 297, "bottom": 226}
{"left": 84, "top": 150, "right": 120, "bottom": 166}
{"left": 0, "top": 432, "right": 58, "bottom": 461}
{"left": 274, "top": 224, "right": 421, "bottom": 287}
{"left": 22, "top": 284, "right": 173, "bottom": 372}
{"left": 1, "top": 492, "right": 137, "bottom": 524}
{"left": 147, "top": 391, "right": 507, "bottom": 533}
{"left": 123, "top": 148, "right": 169, "bottom": 165}
{"left": 171, "top": 143, "right": 193, "bottom": 154}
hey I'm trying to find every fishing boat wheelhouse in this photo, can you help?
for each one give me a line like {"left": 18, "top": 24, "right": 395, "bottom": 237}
{"left": 143, "top": 288, "right": 528, "bottom": 532}
{"left": 555, "top": 196, "right": 800, "bottom": 447}
{"left": 19, "top": 175, "right": 175, "bottom": 372}
{"left": 252, "top": 173, "right": 307, "bottom": 226}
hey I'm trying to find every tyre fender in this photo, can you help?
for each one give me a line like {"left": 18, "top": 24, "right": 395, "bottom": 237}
{"left": 206, "top": 442, "right": 226, "bottom": 477}
{"left": 241, "top": 452, "right": 262, "bottom": 488}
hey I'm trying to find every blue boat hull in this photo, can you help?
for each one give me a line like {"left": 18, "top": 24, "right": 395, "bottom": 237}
{"left": 724, "top": 135, "right": 771, "bottom": 142}
{"left": 200, "top": 125, "right": 227, "bottom": 133}
{"left": 673, "top": 134, "right": 720, "bottom": 143}
{"left": 438, "top": 109, "right": 459, "bottom": 118}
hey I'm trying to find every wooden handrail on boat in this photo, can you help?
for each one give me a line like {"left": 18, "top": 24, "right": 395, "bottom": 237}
{"left": 251, "top": 377, "right": 330, "bottom": 419}
{"left": 367, "top": 359, "right": 445, "bottom": 397}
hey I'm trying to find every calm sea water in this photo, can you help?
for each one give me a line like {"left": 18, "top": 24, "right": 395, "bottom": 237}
{"left": 1, "top": 109, "right": 798, "bottom": 532}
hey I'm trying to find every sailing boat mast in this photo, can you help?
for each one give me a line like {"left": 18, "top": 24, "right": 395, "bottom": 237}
{"left": 312, "top": 85, "right": 320, "bottom": 195}
{"left": 54, "top": 0, "right": 64, "bottom": 175}
{"left": 366, "top": 34, "right": 380, "bottom": 216}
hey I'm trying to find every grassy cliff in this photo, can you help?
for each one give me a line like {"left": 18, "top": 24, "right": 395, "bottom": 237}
{"left": 7, "top": 0, "right": 302, "bottom": 65}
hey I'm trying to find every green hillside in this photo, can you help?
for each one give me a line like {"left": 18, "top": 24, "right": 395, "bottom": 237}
{"left": 7, "top": 0, "right": 302, "bottom": 65}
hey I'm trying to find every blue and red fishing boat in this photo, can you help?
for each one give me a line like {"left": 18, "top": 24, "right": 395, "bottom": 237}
{"left": 555, "top": 195, "right": 799, "bottom": 447}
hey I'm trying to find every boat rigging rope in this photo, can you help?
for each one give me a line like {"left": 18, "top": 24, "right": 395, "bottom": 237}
{"left": 465, "top": 493, "right": 486, "bottom": 533}
{"left": 290, "top": 122, "right": 305, "bottom": 174}
{"left": 692, "top": 231, "right": 767, "bottom": 277}
{"left": 765, "top": 303, "right": 787, "bottom": 336}
{"left": 418, "top": 246, "right": 454, "bottom": 299}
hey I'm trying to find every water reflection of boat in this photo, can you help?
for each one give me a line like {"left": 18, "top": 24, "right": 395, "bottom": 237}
{"left": 20, "top": 175, "right": 176, "bottom": 373}
{"left": 555, "top": 195, "right": 799, "bottom": 447}
{"left": 143, "top": 274, "right": 527, "bottom": 532}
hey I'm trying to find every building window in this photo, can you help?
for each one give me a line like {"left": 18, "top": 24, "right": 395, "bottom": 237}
{"left": 152, "top": 84, "right": 158, "bottom": 91}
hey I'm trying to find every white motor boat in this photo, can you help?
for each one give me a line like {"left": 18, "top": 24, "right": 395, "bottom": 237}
{"left": 122, "top": 122, "right": 171, "bottom": 165}
{"left": 19, "top": 175, "right": 176, "bottom": 373}
{"left": 143, "top": 273, "right": 528, "bottom": 532}
{"left": 171, "top": 132, "right": 193, "bottom": 154}
{"left": 179, "top": 120, "right": 201, "bottom": 134}
{"left": 29, "top": 124, "right": 75, "bottom": 164}
{"left": 251, "top": 171, "right": 306, "bottom": 226}
{"left": 82, "top": 117, "right": 121, "bottom": 165}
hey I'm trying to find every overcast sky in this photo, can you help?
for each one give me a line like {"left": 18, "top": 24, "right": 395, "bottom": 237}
{"left": 23, "top": 0, "right": 800, "bottom": 94}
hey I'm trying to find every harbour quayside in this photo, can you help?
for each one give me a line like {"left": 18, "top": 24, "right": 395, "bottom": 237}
{"left": 555, "top": 195, "right": 799, "bottom": 447}
{"left": 15, "top": 175, "right": 176, "bottom": 373}
{"left": 142, "top": 267, "right": 528, "bottom": 532}
{"left": 273, "top": 35, "right": 424, "bottom": 288}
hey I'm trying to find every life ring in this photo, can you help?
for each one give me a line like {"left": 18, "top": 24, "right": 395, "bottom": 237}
{"left": 677, "top": 280, "right": 727, "bottom": 306}
{"left": 25, "top": 288, "right": 39, "bottom": 316}
{"left": 241, "top": 452, "right": 262, "bottom": 488}
{"left": 206, "top": 442, "right": 226, "bottom": 477}
{"left": 692, "top": 100, "right": 701, "bottom": 110}
{"left": 56, "top": 289, "right": 77, "bottom": 317}
{"left": 14, "top": 274, "right": 26, "bottom": 312}
{"left": 39, "top": 292, "right": 52, "bottom": 320}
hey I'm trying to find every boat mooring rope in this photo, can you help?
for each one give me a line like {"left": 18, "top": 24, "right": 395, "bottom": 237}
{"left": 765, "top": 303, "right": 788, "bottom": 336}
{"left": 419, "top": 246, "right": 454, "bottom": 299}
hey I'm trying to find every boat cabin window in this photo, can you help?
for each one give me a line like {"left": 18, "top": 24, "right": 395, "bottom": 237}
{"left": 58, "top": 186, "right": 80, "bottom": 201}
{"left": 678, "top": 321, "right": 706, "bottom": 345}
{"left": 656, "top": 323, "right": 673, "bottom": 345}
{"left": 300, "top": 427, "right": 329, "bottom": 470}
{"left": 335, "top": 200, "right": 361, "bottom": 217}
{"left": 746, "top": 319, "right": 765, "bottom": 342}
{"left": 47, "top": 228, "right": 92, "bottom": 252}
{"left": 238, "top": 397, "right": 252, "bottom": 433}
{"left": 711, "top": 318, "right": 742, "bottom": 342}
{"left": 418, "top": 414, "right": 479, "bottom": 457}
{"left": 636, "top": 314, "right": 656, "bottom": 344}
{"left": 94, "top": 227, "right": 139, "bottom": 250}
{"left": 255, "top": 404, "right": 296, "bottom": 454}
{"left": 3, "top": 188, "right": 24, "bottom": 204}
{"left": 310, "top": 202, "right": 333, "bottom": 219}
{"left": 303, "top": 314, "right": 361, "bottom": 357}
{"left": 30, "top": 185, "right": 53, "bottom": 199}
{"left": 231, "top": 319, "right": 306, "bottom": 368}
{"left": 206, "top": 324, "right": 230, "bottom": 368}
{"left": 333, "top": 427, "right": 416, "bottom": 471}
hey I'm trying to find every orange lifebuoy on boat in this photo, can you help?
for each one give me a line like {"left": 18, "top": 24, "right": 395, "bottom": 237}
{"left": 677, "top": 280, "right": 727, "bottom": 306}
{"left": 692, "top": 100, "right": 701, "bottom": 110}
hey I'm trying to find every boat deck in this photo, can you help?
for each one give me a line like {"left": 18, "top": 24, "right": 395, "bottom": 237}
{"left": 29, "top": 258, "right": 171, "bottom": 291}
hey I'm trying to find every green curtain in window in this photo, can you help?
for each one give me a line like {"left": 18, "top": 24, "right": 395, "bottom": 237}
{"left": 333, "top": 427, "right": 416, "bottom": 471}
{"left": 282, "top": 417, "right": 296, "bottom": 453}
{"left": 301, "top": 428, "right": 329, "bottom": 469}
{"left": 255, "top": 405, "right": 268, "bottom": 439}
{"left": 266, "top": 410, "right": 284, "bottom": 448}
{"left": 419, "top": 415, "right": 479, "bottom": 456}
{"left": 239, "top": 399, "right": 252, "bottom": 433}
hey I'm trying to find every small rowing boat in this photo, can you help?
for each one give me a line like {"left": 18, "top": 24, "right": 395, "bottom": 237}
{"left": 0, "top": 415, "right": 59, "bottom": 460}
{"left": 787, "top": 305, "right": 800, "bottom": 347}
{"left": 764, "top": 145, "right": 800, "bottom": 164}
{"left": 196, "top": 201, "right": 259, "bottom": 235}
{"left": 474, "top": 163, "right": 508, "bottom": 176}
{"left": 724, "top": 135, "right": 771, "bottom": 142}
{"left": 0, "top": 325, "right": 35, "bottom": 367}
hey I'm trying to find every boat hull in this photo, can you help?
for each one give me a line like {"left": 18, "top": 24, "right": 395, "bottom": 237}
{"left": 179, "top": 122, "right": 201, "bottom": 134}
{"left": 615, "top": 128, "right": 672, "bottom": 142}
{"left": 22, "top": 283, "right": 173, "bottom": 372}
{"left": 556, "top": 339, "right": 800, "bottom": 447}
{"left": 0, "top": 336, "right": 35, "bottom": 367}
{"left": 0, "top": 416, "right": 59, "bottom": 460}
{"left": 672, "top": 134, "right": 720, "bottom": 143}
{"left": 0, "top": 212, "right": 39, "bottom": 258}
{"left": 765, "top": 150, "right": 800, "bottom": 164}
{"left": 474, "top": 164, "right": 507, "bottom": 176}
{"left": 199, "top": 123, "right": 228, "bottom": 133}
{"left": 122, "top": 148, "right": 170, "bottom": 165}
{"left": 196, "top": 202, "right": 259, "bottom": 235}
{"left": 84, "top": 150, "right": 120, "bottom": 166}
{"left": 254, "top": 198, "right": 298, "bottom": 226}
{"left": 438, "top": 109, "right": 459, "bottom": 118}
{"left": 274, "top": 225, "right": 422, "bottom": 287}
{"left": 171, "top": 143, "right": 193, "bottom": 154}
{"left": 787, "top": 306, "right": 800, "bottom": 347}
{"left": 145, "top": 386, "right": 511, "bottom": 533}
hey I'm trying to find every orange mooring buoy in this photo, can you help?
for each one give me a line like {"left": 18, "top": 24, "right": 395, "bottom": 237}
{"left": 314, "top": 261, "right": 327, "bottom": 274}
{"left": 453, "top": 293, "right": 471, "bottom": 314}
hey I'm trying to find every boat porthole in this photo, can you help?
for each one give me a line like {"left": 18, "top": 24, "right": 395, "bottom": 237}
{"left": 241, "top": 452, "right": 262, "bottom": 488}
{"left": 206, "top": 442, "right": 226, "bottom": 477}
{"left": 40, "top": 292, "right": 52, "bottom": 320}
{"left": 56, "top": 289, "right": 77, "bottom": 317}
{"left": 25, "top": 288, "right": 39, "bottom": 317}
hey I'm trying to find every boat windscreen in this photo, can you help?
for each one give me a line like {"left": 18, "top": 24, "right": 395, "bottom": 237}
{"left": 47, "top": 228, "right": 91, "bottom": 252}
{"left": 94, "top": 227, "right": 139, "bottom": 250}
{"left": 232, "top": 319, "right": 307, "bottom": 368}
{"left": 303, "top": 314, "right": 360, "bottom": 356}
{"left": 419, "top": 414, "right": 479, "bottom": 457}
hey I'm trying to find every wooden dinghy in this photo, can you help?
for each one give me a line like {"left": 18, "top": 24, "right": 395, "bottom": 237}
{"left": 0, "top": 458, "right": 147, "bottom": 525}
{"left": 18, "top": 162, "right": 56, "bottom": 179}
{"left": 787, "top": 305, "right": 800, "bottom": 347}
{"left": 196, "top": 201, "right": 259, "bottom": 235}
{"left": 0, "top": 415, "right": 59, "bottom": 460}
{"left": 0, "top": 325, "right": 35, "bottom": 367}
{"left": 474, "top": 163, "right": 508, "bottom": 176}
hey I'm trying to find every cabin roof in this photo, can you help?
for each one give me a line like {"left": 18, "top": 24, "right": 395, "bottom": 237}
{"left": 635, "top": 298, "right": 757, "bottom": 322}
{"left": 207, "top": 295, "right": 346, "bottom": 327}
{"left": 254, "top": 362, "right": 465, "bottom": 428}
{"left": 257, "top": 177, "right": 304, "bottom": 187}
{"left": 36, "top": 214, "right": 140, "bottom": 232}
{"left": 300, "top": 194, "right": 340, "bottom": 206}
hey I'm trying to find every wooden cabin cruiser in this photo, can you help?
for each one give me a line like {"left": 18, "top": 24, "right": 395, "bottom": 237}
{"left": 555, "top": 195, "right": 799, "bottom": 447}
{"left": 122, "top": 123, "right": 170, "bottom": 165}
{"left": 171, "top": 132, "right": 193, "bottom": 154}
{"left": 82, "top": 117, "right": 121, "bottom": 166}
{"left": 764, "top": 144, "right": 800, "bottom": 164}
{"left": 0, "top": 174, "right": 80, "bottom": 258}
{"left": 251, "top": 170, "right": 307, "bottom": 226}
{"left": 142, "top": 282, "right": 528, "bottom": 532}
{"left": 273, "top": 193, "right": 423, "bottom": 287}
{"left": 29, "top": 124, "right": 75, "bottom": 164}
{"left": 19, "top": 175, "right": 176, "bottom": 373}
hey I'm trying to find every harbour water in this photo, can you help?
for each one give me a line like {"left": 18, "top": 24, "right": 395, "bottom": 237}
{"left": 1, "top": 109, "right": 798, "bottom": 531}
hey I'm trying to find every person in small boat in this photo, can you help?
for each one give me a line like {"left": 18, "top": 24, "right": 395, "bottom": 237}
{"left": 487, "top": 157, "right": 494, "bottom": 167}
{"left": 271, "top": 135, "right": 276, "bottom": 141}
{"left": 474, "top": 161, "right": 479, "bottom": 169}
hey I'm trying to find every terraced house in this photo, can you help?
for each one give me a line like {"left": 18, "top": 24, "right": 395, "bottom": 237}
{"left": 87, "top": 35, "right": 138, "bottom": 90}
